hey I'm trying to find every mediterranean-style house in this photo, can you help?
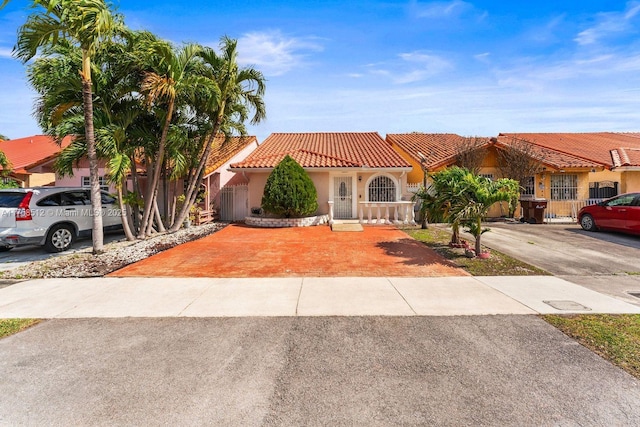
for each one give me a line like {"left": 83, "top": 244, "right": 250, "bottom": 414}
{"left": 0, "top": 135, "right": 72, "bottom": 187}
{"left": 229, "top": 132, "right": 415, "bottom": 224}
{"left": 387, "top": 132, "right": 640, "bottom": 221}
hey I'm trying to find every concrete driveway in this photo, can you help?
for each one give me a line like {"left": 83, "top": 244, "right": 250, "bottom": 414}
{"left": 468, "top": 222, "right": 640, "bottom": 305}
{"left": 2, "top": 316, "right": 640, "bottom": 426}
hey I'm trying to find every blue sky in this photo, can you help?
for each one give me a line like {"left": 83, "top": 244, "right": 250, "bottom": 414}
{"left": 1, "top": 0, "right": 640, "bottom": 142}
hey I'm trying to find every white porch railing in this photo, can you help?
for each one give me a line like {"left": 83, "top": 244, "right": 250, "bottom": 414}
{"left": 538, "top": 199, "right": 603, "bottom": 223}
{"left": 327, "top": 201, "right": 416, "bottom": 225}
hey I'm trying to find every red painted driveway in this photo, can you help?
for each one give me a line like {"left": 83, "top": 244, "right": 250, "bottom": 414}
{"left": 110, "top": 224, "right": 468, "bottom": 278}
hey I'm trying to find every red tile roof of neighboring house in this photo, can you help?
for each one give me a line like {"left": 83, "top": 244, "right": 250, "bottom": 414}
{"left": 204, "top": 135, "right": 257, "bottom": 176}
{"left": 230, "top": 132, "right": 411, "bottom": 169}
{"left": 0, "top": 135, "right": 72, "bottom": 173}
{"left": 386, "top": 133, "right": 492, "bottom": 169}
{"left": 494, "top": 135, "right": 602, "bottom": 170}
{"left": 498, "top": 133, "right": 640, "bottom": 169}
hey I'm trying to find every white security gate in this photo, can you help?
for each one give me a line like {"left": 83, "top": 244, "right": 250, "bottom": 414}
{"left": 220, "top": 184, "right": 248, "bottom": 221}
{"left": 333, "top": 176, "right": 353, "bottom": 219}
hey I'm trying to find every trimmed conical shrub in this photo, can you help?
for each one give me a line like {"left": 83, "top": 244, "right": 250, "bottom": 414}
{"left": 261, "top": 155, "right": 318, "bottom": 218}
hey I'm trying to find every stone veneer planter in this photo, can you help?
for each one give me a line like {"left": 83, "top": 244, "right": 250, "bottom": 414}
{"left": 245, "top": 214, "right": 330, "bottom": 228}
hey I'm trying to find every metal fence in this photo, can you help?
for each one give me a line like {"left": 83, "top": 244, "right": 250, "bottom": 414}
{"left": 542, "top": 199, "right": 603, "bottom": 222}
{"left": 219, "top": 184, "right": 248, "bottom": 221}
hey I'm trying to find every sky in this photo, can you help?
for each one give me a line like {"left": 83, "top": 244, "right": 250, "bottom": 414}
{"left": 1, "top": 0, "right": 640, "bottom": 142}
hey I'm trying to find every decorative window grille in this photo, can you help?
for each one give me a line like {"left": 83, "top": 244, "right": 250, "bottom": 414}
{"left": 521, "top": 176, "right": 535, "bottom": 197}
{"left": 368, "top": 176, "right": 396, "bottom": 202}
{"left": 589, "top": 181, "right": 618, "bottom": 199}
{"left": 81, "top": 176, "right": 109, "bottom": 191}
{"left": 550, "top": 174, "right": 578, "bottom": 200}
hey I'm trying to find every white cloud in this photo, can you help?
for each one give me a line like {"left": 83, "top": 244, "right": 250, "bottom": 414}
{"left": 362, "top": 51, "right": 452, "bottom": 84}
{"left": 236, "top": 31, "right": 323, "bottom": 76}
{"left": 0, "top": 47, "right": 13, "bottom": 59}
{"left": 411, "top": 0, "right": 473, "bottom": 19}
{"left": 575, "top": 1, "right": 640, "bottom": 45}
{"left": 474, "top": 52, "right": 490, "bottom": 63}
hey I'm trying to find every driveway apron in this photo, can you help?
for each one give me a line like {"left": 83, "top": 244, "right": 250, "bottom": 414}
{"left": 110, "top": 224, "right": 467, "bottom": 278}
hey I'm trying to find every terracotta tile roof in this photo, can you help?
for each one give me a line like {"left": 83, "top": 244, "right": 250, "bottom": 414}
{"left": 611, "top": 147, "right": 640, "bottom": 168}
{"left": 204, "top": 135, "right": 257, "bottom": 176}
{"left": 230, "top": 132, "right": 411, "bottom": 169}
{"left": 0, "top": 135, "right": 72, "bottom": 172}
{"left": 499, "top": 133, "right": 640, "bottom": 169}
{"left": 494, "top": 135, "right": 602, "bottom": 169}
{"left": 386, "top": 133, "right": 492, "bottom": 169}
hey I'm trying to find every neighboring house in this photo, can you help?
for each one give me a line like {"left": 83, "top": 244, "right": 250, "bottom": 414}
{"left": 0, "top": 135, "right": 72, "bottom": 187}
{"left": 199, "top": 135, "right": 259, "bottom": 219}
{"left": 387, "top": 132, "right": 640, "bottom": 221}
{"left": 497, "top": 133, "right": 640, "bottom": 199}
{"left": 229, "top": 132, "right": 414, "bottom": 223}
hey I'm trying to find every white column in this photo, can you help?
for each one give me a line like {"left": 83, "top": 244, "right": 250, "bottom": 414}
{"left": 328, "top": 201, "right": 334, "bottom": 224}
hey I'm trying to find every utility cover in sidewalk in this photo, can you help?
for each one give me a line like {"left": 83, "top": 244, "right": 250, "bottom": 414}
{"left": 331, "top": 223, "right": 364, "bottom": 232}
{"left": 543, "top": 300, "right": 591, "bottom": 311}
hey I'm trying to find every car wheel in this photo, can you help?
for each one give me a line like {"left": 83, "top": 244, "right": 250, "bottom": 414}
{"left": 580, "top": 214, "right": 597, "bottom": 231}
{"left": 44, "top": 224, "right": 75, "bottom": 253}
{"left": 0, "top": 246, "right": 12, "bottom": 252}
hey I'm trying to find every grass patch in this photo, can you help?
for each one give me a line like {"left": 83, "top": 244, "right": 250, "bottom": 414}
{"left": 403, "top": 226, "right": 550, "bottom": 276}
{"left": 0, "top": 319, "right": 40, "bottom": 339}
{"left": 544, "top": 314, "right": 640, "bottom": 379}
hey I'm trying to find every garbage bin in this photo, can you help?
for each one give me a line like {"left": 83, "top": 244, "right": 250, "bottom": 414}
{"left": 519, "top": 199, "right": 547, "bottom": 224}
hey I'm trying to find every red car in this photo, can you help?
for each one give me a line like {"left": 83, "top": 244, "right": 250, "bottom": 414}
{"left": 578, "top": 192, "right": 640, "bottom": 235}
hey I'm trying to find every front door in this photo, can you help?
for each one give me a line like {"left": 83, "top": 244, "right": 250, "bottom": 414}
{"left": 333, "top": 176, "right": 353, "bottom": 219}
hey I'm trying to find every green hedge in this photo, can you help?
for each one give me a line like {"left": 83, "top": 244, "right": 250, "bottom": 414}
{"left": 261, "top": 155, "right": 318, "bottom": 218}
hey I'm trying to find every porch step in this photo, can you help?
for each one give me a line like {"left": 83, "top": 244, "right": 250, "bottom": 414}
{"left": 331, "top": 223, "right": 364, "bottom": 232}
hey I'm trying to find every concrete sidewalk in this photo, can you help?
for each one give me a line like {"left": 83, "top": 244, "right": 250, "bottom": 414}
{"left": 1, "top": 275, "right": 639, "bottom": 318}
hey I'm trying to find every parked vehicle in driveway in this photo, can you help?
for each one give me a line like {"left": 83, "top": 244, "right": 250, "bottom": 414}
{"left": 578, "top": 192, "right": 640, "bottom": 235}
{"left": 0, "top": 187, "right": 122, "bottom": 252}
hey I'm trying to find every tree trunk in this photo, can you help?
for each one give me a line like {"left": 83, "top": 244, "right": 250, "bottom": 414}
{"left": 139, "top": 99, "right": 174, "bottom": 237}
{"left": 80, "top": 52, "right": 104, "bottom": 254}
{"left": 117, "top": 184, "right": 135, "bottom": 241}
{"left": 153, "top": 198, "right": 166, "bottom": 232}
{"left": 474, "top": 218, "right": 482, "bottom": 255}
{"left": 169, "top": 120, "right": 222, "bottom": 232}
{"left": 129, "top": 154, "right": 141, "bottom": 234}
{"left": 450, "top": 222, "right": 460, "bottom": 245}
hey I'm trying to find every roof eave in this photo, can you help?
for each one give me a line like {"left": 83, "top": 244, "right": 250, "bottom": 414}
{"left": 229, "top": 166, "right": 412, "bottom": 173}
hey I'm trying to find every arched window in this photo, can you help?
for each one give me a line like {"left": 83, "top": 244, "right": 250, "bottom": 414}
{"left": 368, "top": 175, "right": 396, "bottom": 202}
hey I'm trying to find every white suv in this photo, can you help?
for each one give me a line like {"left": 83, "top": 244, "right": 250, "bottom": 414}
{"left": 0, "top": 187, "right": 123, "bottom": 252}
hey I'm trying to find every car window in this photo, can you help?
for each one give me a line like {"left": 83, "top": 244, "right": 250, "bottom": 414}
{"left": 101, "top": 192, "right": 116, "bottom": 205}
{"left": 606, "top": 195, "right": 635, "bottom": 207}
{"left": 62, "top": 191, "right": 90, "bottom": 205}
{"left": 36, "top": 194, "right": 62, "bottom": 207}
{"left": 0, "top": 192, "right": 28, "bottom": 208}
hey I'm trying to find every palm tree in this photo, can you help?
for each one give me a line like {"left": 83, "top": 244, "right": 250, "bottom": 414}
{"left": 453, "top": 173, "right": 519, "bottom": 256}
{"left": 424, "top": 167, "right": 470, "bottom": 246}
{"left": 169, "top": 37, "right": 266, "bottom": 232}
{"left": 138, "top": 41, "right": 203, "bottom": 237}
{"left": 10, "top": 0, "right": 122, "bottom": 254}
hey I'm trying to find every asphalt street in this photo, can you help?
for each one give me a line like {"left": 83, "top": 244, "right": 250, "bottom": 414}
{"left": 2, "top": 316, "right": 640, "bottom": 426}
